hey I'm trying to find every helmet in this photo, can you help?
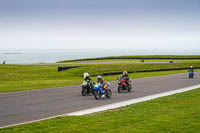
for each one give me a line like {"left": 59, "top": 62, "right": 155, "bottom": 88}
{"left": 123, "top": 71, "right": 128, "bottom": 75}
{"left": 190, "top": 66, "right": 193, "bottom": 68}
{"left": 83, "top": 73, "right": 89, "bottom": 79}
{"left": 96, "top": 75, "right": 102, "bottom": 81}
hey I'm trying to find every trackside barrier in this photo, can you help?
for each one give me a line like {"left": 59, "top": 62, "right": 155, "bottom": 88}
{"left": 58, "top": 66, "right": 82, "bottom": 72}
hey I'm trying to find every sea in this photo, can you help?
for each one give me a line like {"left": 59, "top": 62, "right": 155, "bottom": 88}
{"left": 0, "top": 49, "right": 200, "bottom": 64}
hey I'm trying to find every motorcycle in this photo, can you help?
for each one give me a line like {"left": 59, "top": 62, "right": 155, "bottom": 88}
{"left": 118, "top": 76, "right": 132, "bottom": 93}
{"left": 93, "top": 82, "right": 112, "bottom": 100}
{"left": 81, "top": 80, "right": 95, "bottom": 96}
{"left": 189, "top": 71, "right": 194, "bottom": 79}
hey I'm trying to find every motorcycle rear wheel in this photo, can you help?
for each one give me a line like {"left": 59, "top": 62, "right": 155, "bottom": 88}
{"left": 106, "top": 89, "right": 112, "bottom": 98}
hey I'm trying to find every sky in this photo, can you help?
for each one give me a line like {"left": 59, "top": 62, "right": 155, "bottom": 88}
{"left": 0, "top": 0, "right": 200, "bottom": 50}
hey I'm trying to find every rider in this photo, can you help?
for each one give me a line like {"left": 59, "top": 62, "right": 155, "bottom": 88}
{"left": 83, "top": 73, "right": 93, "bottom": 88}
{"left": 96, "top": 75, "right": 105, "bottom": 88}
{"left": 189, "top": 66, "right": 194, "bottom": 72}
{"left": 96, "top": 75, "right": 107, "bottom": 97}
{"left": 122, "top": 71, "right": 130, "bottom": 84}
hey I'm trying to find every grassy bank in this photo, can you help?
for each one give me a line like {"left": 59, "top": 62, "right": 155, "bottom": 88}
{"left": 58, "top": 59, "right": 200, "bottom": 63}
{"left": 1, "top": 88, "right": 200, "bottom": 133}
{"left": 58, "top": 55, "right": 200, "bottom": 63}
{"left": 0, "top": 62, "right": 200, "bottom": 93}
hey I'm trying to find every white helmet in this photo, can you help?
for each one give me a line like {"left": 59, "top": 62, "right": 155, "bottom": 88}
{"left": 190, "top": 66, "right": 193, "bottom": 68}
{"left": 83, "top": 73, "right": 89, "bottom": 79}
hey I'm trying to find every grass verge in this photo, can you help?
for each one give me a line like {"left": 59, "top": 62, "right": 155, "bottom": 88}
{"left": 0, "top": 63, "right": 199, "bottom": 93}
{"left": 1, "top": 88, "right": 200, "bottom": 133}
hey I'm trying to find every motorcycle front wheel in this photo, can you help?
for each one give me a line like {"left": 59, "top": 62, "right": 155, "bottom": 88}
{"left": 189, "top": 75, "right": 194, "bottom": 79}
{"left": 82, "top": 86, "right": 88, "bottom": 96}
{"left": 94, "top": 91, "right": 101, "bottom": 100}
{"left": 118, "top": 86, "right": 122, "bottom": 93}
{"left": 128, "top": 84, "right": 132, "bottom": 92}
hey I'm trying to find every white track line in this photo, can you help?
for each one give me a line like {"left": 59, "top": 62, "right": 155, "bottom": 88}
{"left": 1, "top": 84, "right": 200, "bottom": 129}
{"left": 68, "top": 84, "right": 200, "bottom": 116}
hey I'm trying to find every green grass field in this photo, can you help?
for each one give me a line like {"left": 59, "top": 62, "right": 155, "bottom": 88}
{"left": 0, "top": 62, "right": 200, "bottom": 93}
{"left": 1, "top": 87, "right": 200, "bottom": 133}
{"left": 1, "top": 55, "right": 200, "bottom": 132}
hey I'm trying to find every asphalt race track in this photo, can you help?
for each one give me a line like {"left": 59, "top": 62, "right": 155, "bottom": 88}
{"left": 0, "top": 72, "right": 199, "bottom": 127}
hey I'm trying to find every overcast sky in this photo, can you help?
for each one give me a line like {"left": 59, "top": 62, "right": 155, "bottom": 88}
{"left": 0, "top": 0, "right": 200, "bottom": 49}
